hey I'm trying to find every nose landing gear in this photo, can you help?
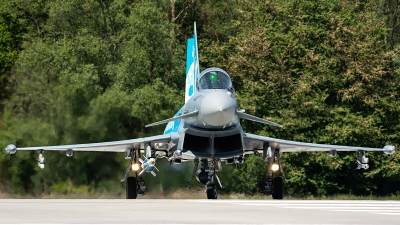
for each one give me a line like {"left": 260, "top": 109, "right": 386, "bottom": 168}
{"left": 204, "top": 158, "right": 224, "bottom": 199}
{"left": 186, "top": 158, "right": 223, "bottom": 199}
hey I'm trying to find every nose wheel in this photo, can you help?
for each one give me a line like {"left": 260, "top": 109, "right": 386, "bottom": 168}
{"left": 206, "top": 183, "right": 218, "bottom": 199}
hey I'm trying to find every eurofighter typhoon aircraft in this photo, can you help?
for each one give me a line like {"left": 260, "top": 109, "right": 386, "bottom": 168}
{"left": 5, "top": 23, "right": 396, "bottom": 199}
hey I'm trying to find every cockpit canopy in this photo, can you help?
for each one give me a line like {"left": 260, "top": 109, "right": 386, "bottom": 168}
{"left": 198, "top": 68, "right": 232, "bottom": 90}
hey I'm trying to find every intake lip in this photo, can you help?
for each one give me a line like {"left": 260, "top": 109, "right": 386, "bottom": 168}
{"left": 200, "top": 91, "right": 236, "bottom": 126}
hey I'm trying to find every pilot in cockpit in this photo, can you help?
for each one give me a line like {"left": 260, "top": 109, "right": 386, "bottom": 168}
{"left": 199, "top": 71, "right": 231, "bottom": 90}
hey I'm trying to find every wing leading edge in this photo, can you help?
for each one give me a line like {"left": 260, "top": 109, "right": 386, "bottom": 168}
{"left": 243, "top": 132, "right": 395, "bottom": 154}
{"left": 8, "top": 134, "right": 172, "bottom": 153}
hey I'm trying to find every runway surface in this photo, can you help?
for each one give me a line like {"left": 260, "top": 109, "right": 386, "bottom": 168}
{"left": 0, "top": 199, "right": 399, "bottom": 224}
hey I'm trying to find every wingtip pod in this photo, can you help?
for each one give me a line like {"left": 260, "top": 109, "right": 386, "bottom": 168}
{"left": 383, "top": 145, "right": 395, "bottom": 155}
{"left": 5, "top": 144, "right": 17, "bottom": 154}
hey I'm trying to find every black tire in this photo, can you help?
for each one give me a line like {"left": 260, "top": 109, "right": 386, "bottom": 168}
{"left": 206, "top": 184, "right": 218, "bottom": 199}
{"left": 272, "top": 176, "right": 283, "bottom": 199}
{"left": 126, "top": 177, "right": 137, "bottom": 199}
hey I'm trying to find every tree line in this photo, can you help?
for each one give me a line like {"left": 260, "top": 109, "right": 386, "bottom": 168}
{"left": 0, "top": 0, "right": 399, "bottom": 197}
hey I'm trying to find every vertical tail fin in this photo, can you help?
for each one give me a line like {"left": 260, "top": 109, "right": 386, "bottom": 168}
{"left": 185, "top": 22, "right": 200, "bottom": 103}
{"left": 164, "top": 23, "right": 199, "bottom": 134}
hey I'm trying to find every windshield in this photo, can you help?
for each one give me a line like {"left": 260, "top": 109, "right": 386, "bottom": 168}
{"left": 198, "top": 70, "right": 232, "bottom": 90}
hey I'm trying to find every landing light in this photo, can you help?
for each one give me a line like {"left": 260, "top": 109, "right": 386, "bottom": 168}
{"left": 271, "top": 163, "right": 279, "bottom": 171}
{"left": 131, "top": 163, "right": 140, "bottom": 171}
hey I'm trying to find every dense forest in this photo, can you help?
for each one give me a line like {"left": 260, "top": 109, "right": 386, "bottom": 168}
{"left": 0, "top": 0, "right": 399, "bottom": 198}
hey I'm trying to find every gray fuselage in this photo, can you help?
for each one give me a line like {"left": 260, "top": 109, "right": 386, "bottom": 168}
{"left": 176, "top": 68, "right": 245, "bottom": 159}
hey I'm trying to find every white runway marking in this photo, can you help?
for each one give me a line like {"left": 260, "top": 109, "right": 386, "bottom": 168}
{"left": 190, "top": 200, "right": 400, "bottom": 216}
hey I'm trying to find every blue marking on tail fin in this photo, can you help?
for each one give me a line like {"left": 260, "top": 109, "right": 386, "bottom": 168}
{"left": 164, "top": 23, "right": 199, "bottom": 134}
{"left": 185, "top": 22, "right": 200, "bottom": 103}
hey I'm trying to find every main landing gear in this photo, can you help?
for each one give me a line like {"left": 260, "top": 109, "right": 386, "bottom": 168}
{"left": 122, "top": 148, "right": 147, "bottom": 199}
{"left": 263, "top": 143, "right": 287, "bottom": 199}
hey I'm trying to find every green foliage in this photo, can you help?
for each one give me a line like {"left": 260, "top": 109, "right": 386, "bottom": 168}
{"left": 230, "top": 155, "right": 266, "bottom": 195}
{"left": 49, "top": 181, "right": 89, "bottom": 195}
{"left": 0, "top": 0, "right": 399, "bottom": 198}
{"left": 0, "top": 14, "right": 17, "bottom": 101}
{"left": 0, "top": 20, "right": 16, "bottom": 88}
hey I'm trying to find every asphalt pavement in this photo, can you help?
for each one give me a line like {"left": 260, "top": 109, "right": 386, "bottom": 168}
{"left": 0, "top": 199, "right": 399, "bottom": 224}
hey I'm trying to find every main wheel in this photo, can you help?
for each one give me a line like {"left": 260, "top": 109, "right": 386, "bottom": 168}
{"left": 206, "top": 184, "right": 218, "bottom": 199}
{"left": 272, "top": 176, "right": 283, "bottom": 199}
{"left": 126, "top": 177, "right": 137, "bottom": 199}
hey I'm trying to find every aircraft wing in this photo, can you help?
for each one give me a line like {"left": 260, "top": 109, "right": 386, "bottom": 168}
{"left": 243, "top": 133, "right": 395, "bottom": 153}
{"left": 9, "top": 134, "right": 172, "bottom": 153}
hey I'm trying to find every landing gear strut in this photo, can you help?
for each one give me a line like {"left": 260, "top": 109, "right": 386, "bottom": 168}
{"left": 186, "top": 159, "right": 199, "bottom": 188}
{"left": 205, "top": 157, "right": 224, "bottom": 199}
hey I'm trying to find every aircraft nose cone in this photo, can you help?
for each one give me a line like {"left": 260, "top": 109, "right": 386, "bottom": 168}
{"left": 201, "top": 91, "right": 236, "bottom": 126}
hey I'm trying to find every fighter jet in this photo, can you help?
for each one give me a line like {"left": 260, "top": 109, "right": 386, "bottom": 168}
{"left": 5, "top": 23, "right": 395, "bottom": 199}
